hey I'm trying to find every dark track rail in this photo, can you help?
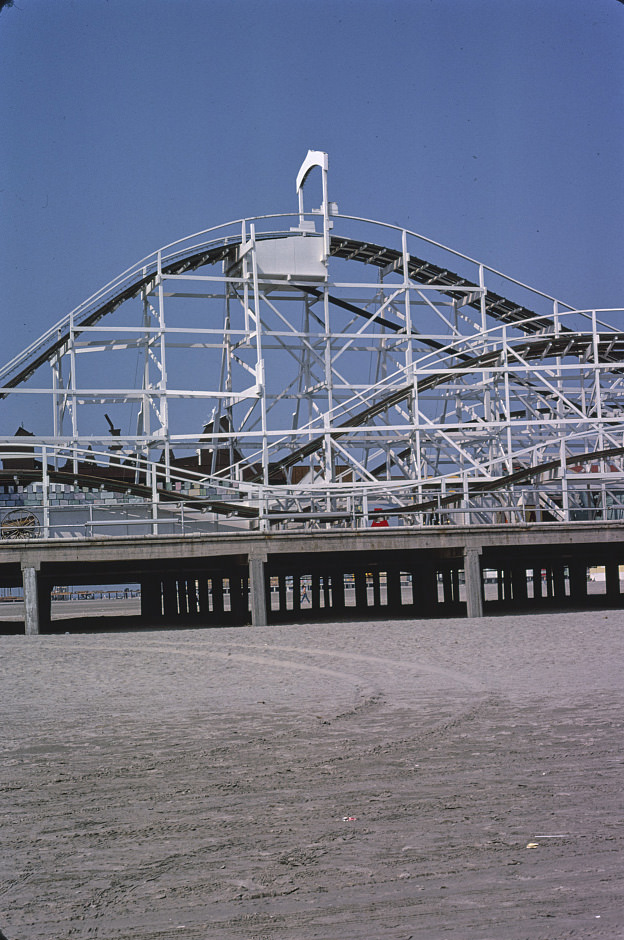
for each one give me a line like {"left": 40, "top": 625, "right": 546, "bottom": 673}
{"left": 0, "top": 466, "right": 259, "bottom": 518}
{"left": 0, "top": 232, "right": 592, "bottom": 395}
{"left": 251, "top": 331, "right": 624, "bottom": 483}
{"left": 329, "top": 237, "right": 561, "bottom": 334}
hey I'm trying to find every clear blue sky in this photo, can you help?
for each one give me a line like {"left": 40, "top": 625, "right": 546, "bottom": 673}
{"left": 2, "top": 0, "right": 623, "bottom": 367}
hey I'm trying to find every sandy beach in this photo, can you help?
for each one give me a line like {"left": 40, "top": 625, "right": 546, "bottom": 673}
{"left": 1, "top": 611, "right": 623, "bottom": 939}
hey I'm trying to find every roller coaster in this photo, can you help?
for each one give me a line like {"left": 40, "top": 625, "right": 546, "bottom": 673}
{"left": 2, "top": 150, "right": 623, "bottom": 539}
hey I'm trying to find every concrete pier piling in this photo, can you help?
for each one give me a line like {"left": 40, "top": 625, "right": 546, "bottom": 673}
{"left": 3, "top": 522, "right": 624, "bottom": 633}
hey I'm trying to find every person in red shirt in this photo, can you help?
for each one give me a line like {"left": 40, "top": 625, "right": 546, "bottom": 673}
{"left": 371, "top": 508, "right": 389, "bottom": 527}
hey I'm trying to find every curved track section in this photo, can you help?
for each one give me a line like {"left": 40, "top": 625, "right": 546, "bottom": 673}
{"left": 1, "top": 158, "right": 622, "bottom": 535}
{"left": 248, "top": 331, "right": 624, "bottom": 483}
{"left": 0, "top": 233, "right": 592, "bottom": 394}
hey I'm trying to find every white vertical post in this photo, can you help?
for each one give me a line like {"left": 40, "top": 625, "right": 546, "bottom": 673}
{"left": 502, "top": 326, "right": 513, "bottom": 475}
{"left": 242, "top": 219, "right": 250, "bottom": 334}
{"left": 323, "top": 283, "right": 334, "bottom": 484}
{"left": 462, "top": 473, "right": 470, "bottom": 526}
{"left": 157, "top": 249, "right": 170, "bottom": 481}
{"left": 139, "top": 275, "right": 152, "bottom": 474}
{"left": 258, "top": 494, "right": 269, "bottom": 532}
{"left": 554, "top": 300, "right": 564, "bottom": 508}
{"left": 52, "top": 348, "right": 62, "bottom": 453}
{"left": 560, "top": 437, "right": 569, "bottom": 522}
{"left": 321, "top": 157, "right": 330, "bottom": 261}
{"left": 403, "top": 229, "right": 419, "bottom": 479}
{"left": 42, "top": 445, "right": 50, "bottom": 538}
{"left": 592, "top": 310, "right": 604, "bottom": 462}
{"left": 479, "top": 264, "right": 494, "bottom": 472}
{"left": 478, "top": 264, "right": 488, "bottom": 333}
{"left": 69, "top": 310, "right": 79, "bottom": 475}
{"left": 249, "top": 224, "right": 269, "bottom": 485}
{"left": 151, "top": 462, "right": 159, "bottom": 536}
